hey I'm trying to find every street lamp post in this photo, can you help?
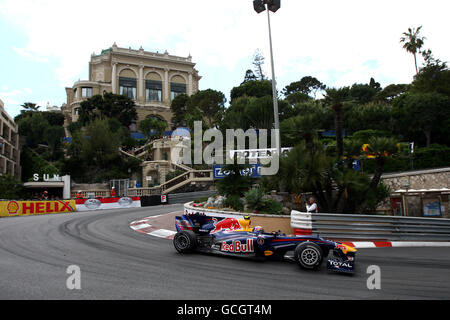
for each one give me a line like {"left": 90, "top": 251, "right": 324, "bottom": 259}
{"left": 253, "top": 0, "right": 281, "bottom": 156}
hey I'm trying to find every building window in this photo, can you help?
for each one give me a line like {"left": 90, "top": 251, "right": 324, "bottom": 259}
{"left": 119, "top": 77, "right": 137, "bottom": 100}
{"left": 146, "top": 80, "right": 162, "bottom": 102}
{"left": 170, "top": 82, "right": 186, "bottom": 100}
{"left": 81, "top": 87, "right": 93, "bottom": 98}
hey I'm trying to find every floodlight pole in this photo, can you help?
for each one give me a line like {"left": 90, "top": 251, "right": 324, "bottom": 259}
{"left": 266, "top": 6, "right": 281, "bottom": 156}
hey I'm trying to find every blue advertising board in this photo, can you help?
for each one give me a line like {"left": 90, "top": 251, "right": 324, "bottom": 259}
{"left": 213, "top": 164, "right": 261, "bottom": 179}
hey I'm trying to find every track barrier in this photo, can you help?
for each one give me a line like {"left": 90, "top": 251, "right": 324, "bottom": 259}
{"left": 291, "top": 210, "right": 450, "bottom": 241}
{"left": 0, "top": 200, "right": 76, "bottom": 217}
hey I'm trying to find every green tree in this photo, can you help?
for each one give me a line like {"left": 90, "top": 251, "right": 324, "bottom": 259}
{"left": 17, "top": 112, "right": 49, "bottom": 147}
{"left": 43, "top": 125, "right": 65, "bottom": 159}
{"left": 0, "top": 175, "right": 24, "bottom": 199}
{"left": 392, "top": 92, "right": 450, "bottom": 147}
{"left": 348, "top": 80, "right": 381, "bottom": 104}
{"left": 216, "top": 161, "right": 253, "bottom": 198}
{"left": 400, "top": 26, "right": 425, "bottom": 75}
{"left": 411, "top": 63, "right": 450, "bottom": 98}
{"left": 282, "top": 76, "right": 326, "bottom": 99}
{"left": 230, "top": 80, "right": 273, "bottom": 101}
{"left": 67, "top": 121, "right": 83, "bottom": 135}
{"left": 374, "top": 84, "right": 409, "bottom": 103}
{"left": 78, "top": 92, "right": 137, "bottom": 127}
{"left": 324, "top": 87, "right": 350, "bottom": 160}
{"left": 365, "top": 136, "right": 399, "bottom": 190}
{"left": 345, "top": 101, "right": 394, "bottom": 134}
{"left": 170, "top": 93, "right": 190, "bottom": 128}
{"left": 186, "top": 89, "right": 226, "bottom": 128}
{"left": 138, "top": 117, "right": 167, "bottom": 140}
{"left": 242, "top": 70, "right": 257, "bottom": 83}
{"left": 20, "top": 102, "right": 40, "bottom": 111}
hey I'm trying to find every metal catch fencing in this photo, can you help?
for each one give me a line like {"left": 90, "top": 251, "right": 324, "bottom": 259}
{"left": 291, "top": 211, "right": 450, "bottom": 241}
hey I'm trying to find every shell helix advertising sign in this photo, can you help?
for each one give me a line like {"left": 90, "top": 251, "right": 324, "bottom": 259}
{"left": 0, "top": 200, "right": 76, "bottom": 217}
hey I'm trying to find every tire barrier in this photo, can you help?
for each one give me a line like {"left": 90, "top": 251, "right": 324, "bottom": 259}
{"left": 75, "top": 197, "right": 141, "bottom": 211}
{"left": 291, "top": 210, "right": 450, "bottom": 241}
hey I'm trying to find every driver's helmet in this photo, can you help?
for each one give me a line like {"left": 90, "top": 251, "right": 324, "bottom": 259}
{"left": 253, "top": 226, "right": 264, "bottom": 233}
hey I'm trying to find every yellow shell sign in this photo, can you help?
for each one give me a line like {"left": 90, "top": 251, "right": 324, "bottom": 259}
{"left": 0, "top": 200, "right": 76, "bottom": 217}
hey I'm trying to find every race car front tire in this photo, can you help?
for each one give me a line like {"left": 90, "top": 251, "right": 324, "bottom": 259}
{"left": 294, "top": 242, "right": 323, "bottom": 270}
{"left": 173, "top": 230, "right": 197, "bottom": 253}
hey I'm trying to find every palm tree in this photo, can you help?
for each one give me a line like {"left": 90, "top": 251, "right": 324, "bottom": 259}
{"left": 20, "top": 102, "right": 40, "bottom": 111}
{"left": 400, "top": 26, "right": 425, "bottom": 75}
{"left": 324, "top": 87, "right": 350, "bottom": 162}
{"left": 365, "top": 136, "right": 398, "bottom": 191}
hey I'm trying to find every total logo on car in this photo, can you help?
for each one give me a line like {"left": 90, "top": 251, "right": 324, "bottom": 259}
{"left": 221, "top": 239, "right": 254, "bottom": 253}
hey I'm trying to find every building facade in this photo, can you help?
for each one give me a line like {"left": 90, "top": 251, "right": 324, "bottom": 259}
{"left": 0, "top": 99, "right": 21, "bottom": 178}
{"left": 62, "top": 43, "right": 201, "bottom": 132}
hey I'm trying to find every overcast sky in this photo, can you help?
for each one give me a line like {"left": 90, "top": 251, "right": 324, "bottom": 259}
{"left": 0, "top": 0, "right": 449, "bottom": 118}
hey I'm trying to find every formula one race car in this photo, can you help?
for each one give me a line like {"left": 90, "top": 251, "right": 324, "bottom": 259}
{"left": 174, "top": 213, "right": 357, "bottom": 273}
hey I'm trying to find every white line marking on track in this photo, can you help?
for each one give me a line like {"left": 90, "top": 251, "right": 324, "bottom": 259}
{"left": 352, "top": 242, "right": 376, "bottom": 248}
{"left": 148, "top": 229, "right": 177, "bottom": 238}
{"left": 130, "top": 223, "right": 151, "bottom": 230}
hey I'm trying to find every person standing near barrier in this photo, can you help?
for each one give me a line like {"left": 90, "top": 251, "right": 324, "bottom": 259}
{"left": 305, "top": 197, "right": 318, "bottom": 213}
{"left": 42, "top": 190, "right": 49, "bottom": 200}
{"left": 110, "top": 187, "right": 116, "bottom": 197}
{"left": 76, "top": 190, "right": 83, "bottom": 199}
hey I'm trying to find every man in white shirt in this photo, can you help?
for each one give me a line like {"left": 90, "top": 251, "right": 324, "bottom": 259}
{"left": 305, "top": 197, "right": 318, "bottom": 213}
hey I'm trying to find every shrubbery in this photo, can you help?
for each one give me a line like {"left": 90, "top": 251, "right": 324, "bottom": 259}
{"left": 223, "top": 194, "right": 244, "bottom": 211}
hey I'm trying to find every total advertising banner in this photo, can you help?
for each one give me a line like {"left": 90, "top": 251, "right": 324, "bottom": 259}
{"left": 76, "top": 197, "right": 141, "bottom": 211}
{"left": 0, "top": 200, "right": 77, "bottom": 217}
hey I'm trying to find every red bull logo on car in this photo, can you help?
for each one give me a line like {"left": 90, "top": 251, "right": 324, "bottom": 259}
{"left": 221, "top": 239, "right": 254, "bottom": 253}
{"left": 211, "top": 218, "right": 242, "bottom": 234}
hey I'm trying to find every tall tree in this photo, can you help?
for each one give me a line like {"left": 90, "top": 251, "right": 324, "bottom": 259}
{"left": 324, "top": 87, "right": 350, "bottom": 160}
{"left": 170, "top": 93, "right": 190, "bottom": 128}
{"left": 242, "top": 70, "right": 257, "bottom": 83}
{"left": 252, "top": 49, "right": 266, "bottom": 80}
{"left": 400, "top": 26, "right": 425, "bottom": 75}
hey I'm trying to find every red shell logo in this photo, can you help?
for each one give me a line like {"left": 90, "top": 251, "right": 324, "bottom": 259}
{"left": 7, "top": 201, "right": 20, "bottom": 215}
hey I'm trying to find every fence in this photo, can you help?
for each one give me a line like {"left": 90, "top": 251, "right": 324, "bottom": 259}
{"left": 291, "top": 210, "right": 450, "bottom": 241}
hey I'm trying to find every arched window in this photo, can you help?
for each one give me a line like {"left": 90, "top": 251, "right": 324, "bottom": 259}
{"left": 145, "top": 72, "right": 162, "bottom": 102}
{"left": 170, "top": 75, "right": 186, "bottom": 100}
{"left": 119, "top": 69, "right": 137, "bottom": 100}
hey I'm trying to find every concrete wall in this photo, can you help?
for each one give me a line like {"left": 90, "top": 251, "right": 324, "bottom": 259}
{"left": 380, "top": 168, "right": 450, "bottom": 218}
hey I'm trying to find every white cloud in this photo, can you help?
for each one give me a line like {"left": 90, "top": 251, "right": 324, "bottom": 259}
{"left": 0, "top": 0, "right": 449, "bottom": 93}
{"left": 13, "top": 47, "right": 49, "bottom": 63}
{"left": 0, "top": 87, "right": 33, "bottom": 115}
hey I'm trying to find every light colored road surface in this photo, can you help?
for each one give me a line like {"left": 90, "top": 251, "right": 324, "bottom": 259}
{"left": 1, "top": 204, "right": 449, "bottom": 299}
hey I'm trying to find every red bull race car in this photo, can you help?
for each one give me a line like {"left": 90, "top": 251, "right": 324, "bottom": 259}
{"left": 174, "top": 212, "right": 357, "bottom": 273}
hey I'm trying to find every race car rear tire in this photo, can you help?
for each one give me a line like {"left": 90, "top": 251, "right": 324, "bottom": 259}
{"left": 173, "top": 230, "right": 197, "bottom": 253}
{"left": 294, "top": 242, "right": 323, "bottom": 270}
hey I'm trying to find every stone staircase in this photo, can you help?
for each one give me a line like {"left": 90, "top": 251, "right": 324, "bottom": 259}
{"left": 120, "top": 138, "right": 213, "bottom": 195}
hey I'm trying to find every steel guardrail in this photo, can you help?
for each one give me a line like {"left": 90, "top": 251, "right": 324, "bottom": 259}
{"left": 291, "top": 211, "right": 450, "bottom": 241}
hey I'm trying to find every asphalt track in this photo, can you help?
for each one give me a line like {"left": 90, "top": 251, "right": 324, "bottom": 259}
{"left": 1, "top": 204, "right": 449, "bottom": 300}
